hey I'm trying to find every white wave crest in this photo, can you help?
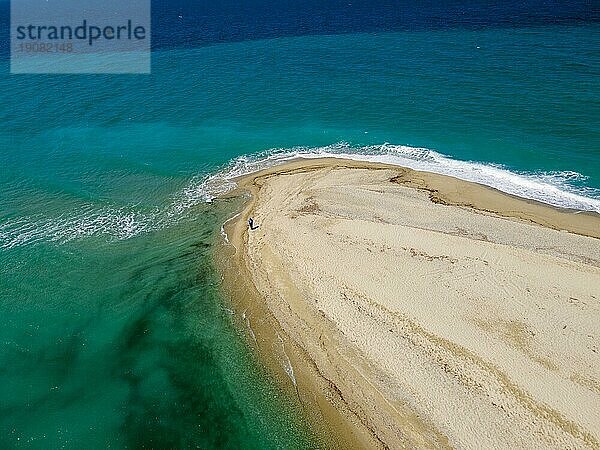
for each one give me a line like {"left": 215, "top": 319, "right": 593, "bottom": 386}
{"left": 2, "top": 142, "right": 599, "bottom": 250}
{"left": 0, "top": 206, "right": 153, "bottom": 250}
{"left": 197, "top": 142, "right": 600, "bottom": 213}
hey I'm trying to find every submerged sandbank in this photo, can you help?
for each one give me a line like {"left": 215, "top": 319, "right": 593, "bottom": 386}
{"left": 222, "top": 158, "right": 600, "bottom": 449}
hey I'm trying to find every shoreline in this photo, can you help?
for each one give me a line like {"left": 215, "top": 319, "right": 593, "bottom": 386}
{"left": 216, "top": 167, "right": 381, "bottom": 449}
{"left": 220, "top": 157, "right": 600, "bottom": 448}
{"left": 229, "top": 157, "right": 600, "bottom": 238}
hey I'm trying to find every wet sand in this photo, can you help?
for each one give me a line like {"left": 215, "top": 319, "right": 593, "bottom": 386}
{"left": 221, "top": 158, "right": 600, "bottom": 449}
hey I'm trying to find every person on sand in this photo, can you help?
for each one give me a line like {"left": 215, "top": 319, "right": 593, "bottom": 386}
{"left": 248, "top": 217, "right": 259, "bottom": 230}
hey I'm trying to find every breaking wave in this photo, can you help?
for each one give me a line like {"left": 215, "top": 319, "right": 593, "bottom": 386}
{"left": 197, "top": 142, "right": 600, "bottom": 212}
{"left": 2, "top": 142, "right": 599, "bottom": 249}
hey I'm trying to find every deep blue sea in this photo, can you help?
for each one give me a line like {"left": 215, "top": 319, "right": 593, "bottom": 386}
{"left": 0, "top": 1, "right": 599, "bottom": 448}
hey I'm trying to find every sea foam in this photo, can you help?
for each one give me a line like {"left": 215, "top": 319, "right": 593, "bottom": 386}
{"left": 203, "top": 142, "right": 600, "bottom": 213}
{"left": 2, "top": 143, "right": 599, "bottom": 250}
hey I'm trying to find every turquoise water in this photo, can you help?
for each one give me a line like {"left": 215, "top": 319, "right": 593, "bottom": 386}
{"left": 1, "top": 19, "right": 599, "bottom": 449}
{"left": 0, "top": 208, "right": 317, "bottom": 448}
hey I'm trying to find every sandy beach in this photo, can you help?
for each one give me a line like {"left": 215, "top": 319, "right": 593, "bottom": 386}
{"left": 223, "top": 158, "right": 600, "bottom": 449}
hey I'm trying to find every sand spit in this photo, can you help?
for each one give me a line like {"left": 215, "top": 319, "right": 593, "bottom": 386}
{"left": 223, "top": 158, "right": 600, "bottom": 449}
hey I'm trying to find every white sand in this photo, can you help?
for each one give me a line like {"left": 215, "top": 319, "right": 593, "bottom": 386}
{"left": 233, "top": 160, "right": 600, "bottom": 449}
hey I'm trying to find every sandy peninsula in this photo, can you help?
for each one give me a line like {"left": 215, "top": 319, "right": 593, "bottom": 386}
{"left": 222, "top": 158, "right": 600, "bottom": 449}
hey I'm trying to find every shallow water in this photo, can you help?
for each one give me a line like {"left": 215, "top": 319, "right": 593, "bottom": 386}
{"left": 0, "top": 199, "right": 320, "bottom": 448}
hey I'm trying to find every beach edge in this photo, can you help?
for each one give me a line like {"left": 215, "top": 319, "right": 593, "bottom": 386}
{"left": 220, "top": 157, "right": 600, "bottom": 448}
